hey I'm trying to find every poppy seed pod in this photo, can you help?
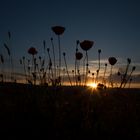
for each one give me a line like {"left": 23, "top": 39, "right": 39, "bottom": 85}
{"left": 51, "top": 26, "right": 65, "bottom": 35}
{"left": 108, "top": 57, "right": 117, "bottom": 66}
{"left": 63, "top": 52, "right": 66, "bottom": 56}
{"left": 80, "top": 40, "right": 94, "bottom": 51}
{"left": 98, "top": 49, "right": 101, "bottom": 53}
{"left": 127, "top": 58, "right": 131, "bottom": 64}
{"left": 132, "top": 66, "right": 136, "bottom": 71}
{"left": 47, "top": 48, "right": 50, "bottom": 52}
{"left": 117, "top": 71, "right": 121, "bottom": 76}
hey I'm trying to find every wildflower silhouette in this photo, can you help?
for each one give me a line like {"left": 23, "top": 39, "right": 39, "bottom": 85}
{"left": 63, "top": 52, "right": 72, "bottom": 86}
{"left": 0, "top": 54, "right": 4, "bottom": 64}
{"left": 28, "top": 47, "right": 38, "bottom": 85}
{"left": 4, "top": 43, "right": 12, "bottom": 82}
{"left": 0, "top": 54, "right": 4, "bottom": 82}
{"left": 102, "top": 63, "right": 107, "bottom": 85}
{"left": 5, "top": 31, "right": 15, "bottom": 82}
{"left": 0, "top": 28, "right": 137, "bottom": 88}
{"left": 75, "top": 51, "right": 83, "bottom": 85}
{"left": 120, "top": 58, "right": 131, "bottom": 88}
{"left": 123, "top": 66, "right": 136, "bottom": 88}
{"left": 80, "top": 40, "right": 94, "bottom": 86}
{"left": 128, "top": 78, "right": 132, "bottom": 88}
{"left": 51, "top": 38, "right": 56, "bottom": 81}
{"left": 22, "top": 56, "right": 27, "bottom": 83}
{"left": 47, "top": 48, "right": 54, "bottom": 85}
{"left": 51, "top": 26, "right": 65, "bottom": 86}
{"left": 76, "top": 52, "right": 83, "bottom": 60}
{"left": 108, "top": 57, "right": 117, "bottom": 87}
{"left": 95, "top": 69, "right": 99, "bottom": 83}
{"left": 96, "top": 49, "right": 101, "bottom": 83}
{"left": 75, "top": 40, "right": 80, "bottom": 85}
{"left": 92, "top": 73, "right": 95, "bottom": 83}
{"left": 43, "top": 40, "right": 46, "bottom": 67}
{"left": 98, "top": 49, "right": 101, "bottom": 71}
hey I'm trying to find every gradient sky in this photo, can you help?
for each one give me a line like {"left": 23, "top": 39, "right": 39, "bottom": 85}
{"left": 0, "top": 0, "right": 140, "bottom": 86}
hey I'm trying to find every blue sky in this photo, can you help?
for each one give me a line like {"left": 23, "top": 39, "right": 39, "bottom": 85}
{"left": 0, "top": 0, "right": 140, "bottom": 86}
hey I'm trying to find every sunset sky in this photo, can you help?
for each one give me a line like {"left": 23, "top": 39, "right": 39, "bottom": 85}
{"left": 0, "top": 0, "right": 140, "bottom": 87}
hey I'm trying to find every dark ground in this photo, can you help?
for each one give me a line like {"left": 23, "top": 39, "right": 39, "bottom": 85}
{"left": 0, "top": 83, "right": 140, "bottom": 139}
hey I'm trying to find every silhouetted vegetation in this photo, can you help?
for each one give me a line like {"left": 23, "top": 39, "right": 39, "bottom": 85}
{"left": 0, "top": 26, "right": 139, "bottom": 138}
{"left": 0, "top": 28, "right": 137, "bottom": 88}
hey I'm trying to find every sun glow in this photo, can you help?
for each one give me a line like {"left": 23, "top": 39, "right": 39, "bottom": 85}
{"left": 87, "top": 82, "right": 97, "bottom": 89}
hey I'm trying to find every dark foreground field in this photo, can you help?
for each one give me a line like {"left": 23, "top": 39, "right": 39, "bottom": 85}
{"left": 0, "top": 83, "right": 140, "bottom": 139}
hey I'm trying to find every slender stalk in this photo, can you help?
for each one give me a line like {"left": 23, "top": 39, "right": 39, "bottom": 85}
{"left": 98, "top": 53, "right": 101, "bottom": 71}
{"left": 72, "top": 70, "right": 74, "bottom": 85}
{"left": 128, "top": 78, "right": 132, "bottom": 88}
{"left": 63, "top": 52, "right": 72, "bottom": 86}
{"left": 75, "top": 40, "right": 79, "bottom": 86}
{"left": 92, "top": 73, "right": 94, "bottom": 83}
{"left": 85, "top": 51, "right": 88, "bottom": 86}
{"left": 27, "top": 59, "right": 31, "bottom": 84}
{"left": 22, "top": 56, "right": 27, "bottom": 83}
{"left": 4, "top": 43, "right": 11, "bottom": 82}
{"left": 120, "top": 58, "right": 131, "bottom": 88}
{"left": 58, "top": 35, "right": 61, "bottom": 83}
{"left": 32, "top": 55, "right": 37, "bottom": 85}
{"left": 102, "top": 63, "right": 107, "bottom": 85}
{"left": 77, "top": 60, "right": 81, "bottom": 85}
{"left": 109, "top": 65, "right": 113, "bottom": 87}
{"left": 98, "top": 49, "right": 101, "bottom": 77}
{"left": 123, "top": 66, "right": 136, "bottom": 88}
{"left": 36, "top": 64, "right": 42, "bottom": 84}
{"left": 75, "top": 54, "right": 77, "bottom": 86}
{"left": 95, "top": 69, "right": 99, "bottom": 83}
{"left": 47, "top": 48, "right": 53, "bottom": 83}
{"left": 83, "top": 55, "right": 86, "bottom": 86}
{"left": 0, "top": 54, "right": 4, "bottom": 82}
{"left": 43, "top": 40, "right": 46, "bottom": 84}
{"left": 8, "top": 31, "right": 14, "bottom": 82}
{"left": 51, "top": 38, "right": 56, "bottom": 81}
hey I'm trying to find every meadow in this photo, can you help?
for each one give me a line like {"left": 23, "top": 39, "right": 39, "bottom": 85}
{"left": 0, "top": 82, "right": 140, "bottom": 139}
{"left": 0, "top": 27, "right": 139, "bottom": 139}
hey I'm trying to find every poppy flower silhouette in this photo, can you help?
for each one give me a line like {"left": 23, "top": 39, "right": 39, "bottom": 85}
{"left": 28, "top": 47, "right": 38, "bottom": 55}
{"left": 76, "top": 52, "right": 83, "bottom": 60}
{"left": 108, "top": 57, "right": 117, "bottom": 66}
{"left": 51, "top": 26, "right": 65, "bottom": 85}
{"left": 80, "top": 40, "right": 94, "bottom": 86}
{"left": 108, "top": 57, "right": 117, "bottom": 87}
{"left": 80, "top": 40, "right": 94, "bottom": 51}
{"left": 51, "top": 26, "right": 65, "bottom": 35}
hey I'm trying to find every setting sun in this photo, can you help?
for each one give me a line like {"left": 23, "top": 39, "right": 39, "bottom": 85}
{"left": 87, "top": 83, "right": 97, "bottom": 89}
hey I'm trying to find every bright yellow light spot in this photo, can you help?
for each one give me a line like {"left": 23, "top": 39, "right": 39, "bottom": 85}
{"left": 87, "top": 83, "right": 97, "bottom": 89}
